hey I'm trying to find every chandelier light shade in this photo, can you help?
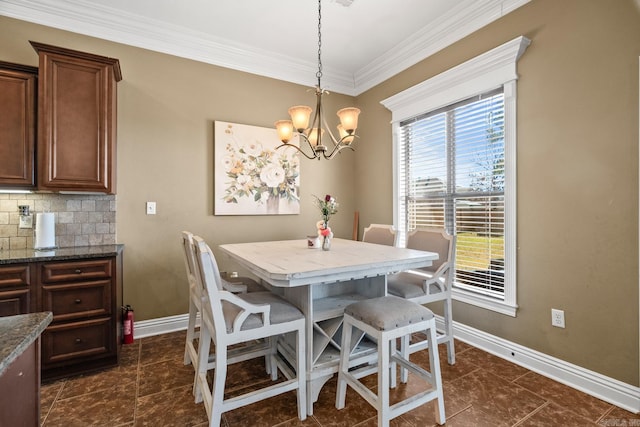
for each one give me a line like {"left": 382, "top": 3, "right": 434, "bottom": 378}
{"left": 275, "top": 0, "right": 361, "bottom": 160}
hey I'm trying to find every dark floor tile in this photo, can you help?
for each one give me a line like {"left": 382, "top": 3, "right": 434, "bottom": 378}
{"left": 460, "top": 347, "right": 530, "bottom": 382}
{"left": 43, "top": 384, "right": 135, "bottom": 427}
{"left": 442, "top": 405, "right": 512, "bottom": 427}
{"left": 224, "top": 390, "right": 311, "bottom": 427}
{"left": 120, "top": 340, "right": 141, "bottom": 367}
{"left": 311, "top": 377, "right": 377, "bottom": 427}
{"left": 598, "top": 406, "right": 640, "bottom": 426}
{"left": 515, "top": 371, "right": 613, "bottom": 422}
{"left": 140, "top": 330, "right": 188, "bottom": 366}
{"left": 446, "top": 369, "right": 546, "bottom": 425}
{"left": 519, "top": 402, "right": 599, "bottom": 426}
{"left": 134, "top": 384, "right": 208, "bottom": 427}
{"left": 138, "top": 358, "right": 196, "bottom": 397}
{"left": 40, "top": 380, "right": 64, "bottom": 425}
{"left": 408, "top": 345, "right": 480, "bottom": 382}
{"left": 58, "top": 364, "right": 137, "bottom": 399}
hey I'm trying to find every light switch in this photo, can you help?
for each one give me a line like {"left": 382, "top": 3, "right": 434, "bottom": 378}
{"left": 146, "top": 201, "right": 156, "bottom": 215}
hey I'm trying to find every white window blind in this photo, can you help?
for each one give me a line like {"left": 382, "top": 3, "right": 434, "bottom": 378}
{"left": 398, "top": 89, "right": 506, "bottom": 299}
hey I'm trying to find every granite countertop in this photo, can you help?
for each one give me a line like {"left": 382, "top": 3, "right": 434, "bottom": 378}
{"left": 0, "top": 312, "right": 52, "bottom": 376}
{"left": 0, "top": 244, "right": 124, "bottom": 265}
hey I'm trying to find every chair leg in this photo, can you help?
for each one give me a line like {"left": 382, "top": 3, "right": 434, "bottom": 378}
{"left": 194, "top": 324, "right": 211, "bottom": 403}
{"left": 389, "top": 338, "right": 397, "bottom": 389}
{"left": 399, "top": 334, "right": 409, "bottom": 383}
{"left": 296, "top": 326, "right": 307, "bottom": 420}
{"left": 269, "top": 336, "right": 278, "bottom": 381}
{"left": 210, "top": 343, "right": 228, "bottom": 427}
{"left": 377, "top": 332, "right": 391, "bottom": 427}
{"left": 184, "top": 297, "right": 198, "bottom": 365}
{"left": 335, "top": 319, "right": 353, "bottom": 410}
{"left": 427, "top": 323, "right": 445, "bottom": 425}
{"left": 443, "top": 296, "right": 455, "bottom": 365}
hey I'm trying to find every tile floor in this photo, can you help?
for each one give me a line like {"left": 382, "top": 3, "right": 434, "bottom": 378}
{"left": 40, "top": 330, "right": 639, "bottom": 427}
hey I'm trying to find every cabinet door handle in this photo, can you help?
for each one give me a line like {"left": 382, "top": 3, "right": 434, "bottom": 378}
{"left": 74, "top": 269, "right": 82, "bottom": 274}
{"left": 74, "top": 299, "right": 82, "bottom": 304}
{"left": 75, "top": 338, "right": 82, "bottom": 344}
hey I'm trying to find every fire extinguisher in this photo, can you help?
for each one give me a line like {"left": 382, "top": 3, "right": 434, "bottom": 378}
{"left": 122, "top": 305, "right": 134, "bottom": 344}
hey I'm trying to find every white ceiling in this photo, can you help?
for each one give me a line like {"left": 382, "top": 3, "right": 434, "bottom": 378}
{"left": 0, "top": 0, "right": 529, "bottom": 95}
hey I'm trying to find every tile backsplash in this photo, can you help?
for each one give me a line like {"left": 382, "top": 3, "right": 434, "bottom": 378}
{"left": 0, "top": 193, "right": 116, "bottom": 251}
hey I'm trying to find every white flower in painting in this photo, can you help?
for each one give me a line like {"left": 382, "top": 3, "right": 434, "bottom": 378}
{"left": 236, "top": 174, "right": 250, "bottom": 185}
{"left": 223, "top": 156, "right": 235, "bottom": 172}
{"left": 244, "top": 140, "right": 263, "bottom": 157}
{"left": 260, "top": 163, "right": 285, "bottom": 188}
{"left": 260, "top": 191, "right": 270, "bottom": 203}
{"left": 244, "top": 159, "right": 256, "bottom": 171}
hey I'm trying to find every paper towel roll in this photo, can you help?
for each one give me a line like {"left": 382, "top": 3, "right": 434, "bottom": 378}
{"left": 35, "top": 212, "right": 56, "bottom": 250}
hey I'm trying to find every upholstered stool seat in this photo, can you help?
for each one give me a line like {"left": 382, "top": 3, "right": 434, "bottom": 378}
{"left": 336, "top": 295, "right": 445, "bottom": 427}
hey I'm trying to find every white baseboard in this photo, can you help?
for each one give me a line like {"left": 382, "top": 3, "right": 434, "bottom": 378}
{"left": 134, "top": 313, "right": 640, "bottom": 413}
{"left": 133, "top": 313, "right": 192, "bottom": 339}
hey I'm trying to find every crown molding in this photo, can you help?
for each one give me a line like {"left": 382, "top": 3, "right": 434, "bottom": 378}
{"left": 0, "top": 0, "right": 529, "bottom": 96}
{"left": 355, "top": 0, "right": 531, "bottom": 94}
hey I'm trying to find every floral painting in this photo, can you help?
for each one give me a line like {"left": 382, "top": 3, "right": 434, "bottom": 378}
{"left": 214, "top": 121, "right": 300, "bottom": 215}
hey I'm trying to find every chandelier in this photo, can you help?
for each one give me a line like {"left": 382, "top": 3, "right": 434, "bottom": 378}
{"left": 275, "top": 0, "right": 361, "bottom": 160}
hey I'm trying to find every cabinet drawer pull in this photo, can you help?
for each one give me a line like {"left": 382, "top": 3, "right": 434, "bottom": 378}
{"left": 74, "top": 269, "right": 82, "bottom": 274}
{"left": 74, "top": 298, "right": 82, "bottom": 304}
{"left": 75, "top": 338, "right": 82, "bottom": 344}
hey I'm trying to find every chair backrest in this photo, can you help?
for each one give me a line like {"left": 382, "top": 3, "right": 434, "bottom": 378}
{"left": 362, "top": 224, "right": 399, "bottom": 246}
{"left": 405, "top": 228, "right": 455, "bottom": 275}
{"left": 192, "top": 235, "right": 228, "bottom": 335}
{"left": 181, "top": 231, "right": 201, "bottom": 294}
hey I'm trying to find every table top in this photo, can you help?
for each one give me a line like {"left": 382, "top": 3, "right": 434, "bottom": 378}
{"left": 219, "top": 238, "right": 438, "bottom": 287}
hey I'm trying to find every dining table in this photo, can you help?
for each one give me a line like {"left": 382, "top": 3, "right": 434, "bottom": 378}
{"left": 219, "top": 237, "right": 438, "bottom": 415}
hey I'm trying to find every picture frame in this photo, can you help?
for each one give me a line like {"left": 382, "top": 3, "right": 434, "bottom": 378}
{"left": 214, "top": 121, "right": 301, "bottom": 215}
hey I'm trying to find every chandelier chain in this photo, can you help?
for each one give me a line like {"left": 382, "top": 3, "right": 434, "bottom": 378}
{"left": 316, "top": 0, "right": 323, "bottom": 84}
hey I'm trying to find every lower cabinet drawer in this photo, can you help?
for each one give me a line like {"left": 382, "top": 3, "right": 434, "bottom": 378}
{"left": 0, "top": 289, "right": 30, "bottom": 317}
{"left": 42, "top": 317, "right": 113, "bottom": 365}
{"left": 42, "top": 280, "right": 112, "bottom": 322}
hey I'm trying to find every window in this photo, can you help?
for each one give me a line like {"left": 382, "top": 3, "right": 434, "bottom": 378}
{"left": 382, "top": 36, "right": 530, "bottom": 316}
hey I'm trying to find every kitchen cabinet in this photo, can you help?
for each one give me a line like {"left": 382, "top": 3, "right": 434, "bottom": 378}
{"left": 31, "top": 42, "right": 122, "bottom": 194}
{"left": 0, "top": 61, "right": 37, "bottom": 188}
{"left": 0, "top": 263, "right": 35, "bottom": 317}
{"left": 0, "top": 246, "right": 123, "bottom": 380}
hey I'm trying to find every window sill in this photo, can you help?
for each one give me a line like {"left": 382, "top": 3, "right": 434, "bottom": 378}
{"left": 452, "top": 288, "right": 517, "bottom": 317}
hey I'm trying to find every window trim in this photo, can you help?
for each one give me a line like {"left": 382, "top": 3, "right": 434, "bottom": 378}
{"left": 381, "top": 36, "right": 530, "bottom": 317}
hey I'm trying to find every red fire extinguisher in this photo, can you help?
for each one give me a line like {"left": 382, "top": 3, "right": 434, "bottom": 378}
{"left": 123, "top": 305, "right": 134, "bottom": 344}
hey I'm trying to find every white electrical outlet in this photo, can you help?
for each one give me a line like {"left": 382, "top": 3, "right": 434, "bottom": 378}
{"left": 146, "top": 201, "right": 156, "bottom": 215}
{"left": 551, "top": 309, "right": 565, "bottom": 328}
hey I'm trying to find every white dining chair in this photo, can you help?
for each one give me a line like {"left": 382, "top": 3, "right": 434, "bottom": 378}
{"left": 362, "top": 223, "right": 399, "bottom": 246}
{"left": 191, "top": 235, "right": 306, "bottom": 427}
{"left": 387, "top": 228, "right": 456, "bottom": 376}
{"left": 182, "top": 231, "right": 265, "bottom": 372}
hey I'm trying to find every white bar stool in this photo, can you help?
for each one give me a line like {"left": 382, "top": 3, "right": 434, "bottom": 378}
{"left": 336, "top": 295, "right": 445, "bottom": 427}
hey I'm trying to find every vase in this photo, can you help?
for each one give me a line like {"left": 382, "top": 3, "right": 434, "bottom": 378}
{"left": 322, "top": 235, "right": 331, "bottom": 251}
{"left": 266, "top": 194, "right": 279, "bottom": 214}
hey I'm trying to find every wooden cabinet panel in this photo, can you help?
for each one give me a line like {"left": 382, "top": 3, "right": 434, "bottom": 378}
{"left": 0, "top": 264, "right": 33, "bottom": 315}
{"left": 40, "top": 258, "right": 112, "bottom": 283}
{"left": 31, "top": 41, "right": 121, "bottom": 194}
{"left": 0, "top": 290, "right": 31, "bottom": 317}
{"left": 42, "top": 280, "right": 112, "bottom": 322}
{"left": 0, "top": 61, "right": 37, "bottom": 188}
{"left": 42, "top": 317, "right": 112, "bottom": 365}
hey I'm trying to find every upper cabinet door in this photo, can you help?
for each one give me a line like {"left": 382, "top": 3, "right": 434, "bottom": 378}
{"left": 31, "top": 42, "right": 122, "bottom": 194}
{"left": 0, "top": 62, "right": 37, "bottom": 188}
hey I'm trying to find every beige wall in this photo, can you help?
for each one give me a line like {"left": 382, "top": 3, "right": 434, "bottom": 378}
{"left": 1, "top": 0, "right": 639, "bottom": 386}
{"left": 356, "top": 0, "right": 640, "bottom": 386}
{"left": 0, "top": 16, "right": 357, "bottom": 320}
